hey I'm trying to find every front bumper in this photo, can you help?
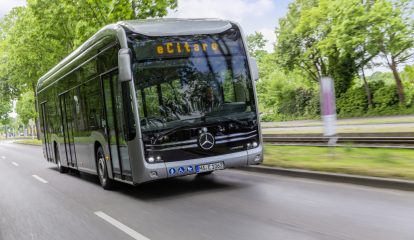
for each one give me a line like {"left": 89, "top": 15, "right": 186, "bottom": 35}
{"left": 135, "top": 144, "right": 263, "bottom": 184}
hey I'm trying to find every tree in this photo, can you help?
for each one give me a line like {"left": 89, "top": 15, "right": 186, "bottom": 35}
{"left": 373, "top": 0, "right": 414, "bottom": 105}
{"left": 323, "top": 0, "right": 385, "bottom": 108}
{"left": 16, "top": 91, "right": 37, "bottom": 126}
{"left": 275, "top": 0, "right": 358, "bottom": 97}
{"left": 0, "top": 97, "right": 12, "bottom": 137}
{"left": 0, "top": 0, "right": 177, "bottom": 139}
{"left": 246, "top": 31, "right": 268, "bottom": 58}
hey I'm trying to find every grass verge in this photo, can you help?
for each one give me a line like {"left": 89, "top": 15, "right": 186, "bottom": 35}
{"left": 14, "top": 139, "right": 42, "bottom": 145}
{"left": 263, "top": 145, "right": 414, "bottom": 181}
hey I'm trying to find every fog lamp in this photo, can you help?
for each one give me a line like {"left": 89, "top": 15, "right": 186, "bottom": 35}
{"left": 252, "top": 141, "right": 258, "bottom": 148}
{"left": 150, "top": 171, "right": 158, "bottom": 178}
{"left": 148, "top": 156, "right": 155, "bottom": 163}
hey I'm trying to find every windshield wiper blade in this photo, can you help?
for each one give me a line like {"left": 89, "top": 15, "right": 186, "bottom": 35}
{"left": 220, "top": 116, "right": 245, "bottom": 125}
{"left": 213, "top": 115, "right": 258, "bottom": 128}
{"left": 152, "top": 118, "right": 204, "bottom": 144}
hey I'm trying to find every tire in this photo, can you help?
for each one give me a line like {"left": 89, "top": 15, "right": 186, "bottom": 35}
{"left": 55, "top": 144, "right": 68, "bottom": 173}
{"left": 96, "top": 146, "right": 114, "bottom": 190}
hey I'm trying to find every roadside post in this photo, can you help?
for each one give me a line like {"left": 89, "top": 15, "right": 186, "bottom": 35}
{"left": 319, "top": 77, "right": 338, "bottom": 148}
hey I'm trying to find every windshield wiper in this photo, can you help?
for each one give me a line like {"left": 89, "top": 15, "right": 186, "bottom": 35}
{"left": 207, "top": 115, "right": 255, "bottom": 127}
{"left": 151, "top": 117, "right": 204, "bottom": 144}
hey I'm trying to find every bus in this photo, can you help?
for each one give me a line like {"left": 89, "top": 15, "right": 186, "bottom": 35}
{"left": 36, "top": 19, "right": 263, "bottom": 189}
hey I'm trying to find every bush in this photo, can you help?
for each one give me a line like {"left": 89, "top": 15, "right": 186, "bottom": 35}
{"left": 259, "top": 87, "right": 320, "bottom": 121}
{"left": 372, "top": 85, "right": 399, "bottom": 111}
{"left": 337, "top": 86, "right": 368, "bottom": 117}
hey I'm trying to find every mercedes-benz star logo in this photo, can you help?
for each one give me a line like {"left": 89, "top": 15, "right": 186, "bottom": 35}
{"left": 199, "top": 132, "right": 215, "bottom": 150}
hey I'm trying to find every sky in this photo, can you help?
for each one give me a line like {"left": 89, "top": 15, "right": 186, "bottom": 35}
{"left": 167, "top": 0, "right": 292, "bottom": 51}
{"left": 0, "top": 0, "right": 291, "bottom": 52}
{"left": 0, "top": 0, "right": 25, "bottom": 17}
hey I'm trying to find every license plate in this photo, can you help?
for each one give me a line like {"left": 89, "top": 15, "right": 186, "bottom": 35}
{"left": 196, "top": 162, "right": 224, "bottom": 173}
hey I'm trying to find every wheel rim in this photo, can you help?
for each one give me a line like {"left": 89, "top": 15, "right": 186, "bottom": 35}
{"left": 98, "top": 150, "right": 106, "bottom": 185}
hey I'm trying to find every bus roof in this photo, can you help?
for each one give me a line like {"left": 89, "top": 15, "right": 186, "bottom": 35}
{"left": 119, "top": 18, "right": 232, "bottom": 36}
{"left": 37, "top": 18, "right": 234, "bottom": 92}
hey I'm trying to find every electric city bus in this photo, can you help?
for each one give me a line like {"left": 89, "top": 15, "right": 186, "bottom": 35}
{"left": 36, "top": 19, "right": 263, "bottom": 189}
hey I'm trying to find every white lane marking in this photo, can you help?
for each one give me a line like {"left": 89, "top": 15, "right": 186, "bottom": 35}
{"left": 32, "top": 175, "right": 48, "bottom": 183}
{"left": 11, "top": 162, "right": 19, "bottom": 166}
{"left": 1, "top": 156, "right": 5, "bottom": 159}
{"left": 95, "top": 211, "right": 150, "bottom": 240}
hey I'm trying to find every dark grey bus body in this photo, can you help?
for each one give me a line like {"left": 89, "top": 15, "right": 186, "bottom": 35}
{"left": 37, "top": 19, "right": 263, "bottom": 186}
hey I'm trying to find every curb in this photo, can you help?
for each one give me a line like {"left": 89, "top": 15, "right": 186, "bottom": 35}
{"left": 240, "top": 165, "right": 414, "bottom": 191}
{"left": 13, "top": 141, "right": 42, "bottom": 146}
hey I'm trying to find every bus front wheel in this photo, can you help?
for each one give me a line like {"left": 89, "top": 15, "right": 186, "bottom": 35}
{"left": 96, "top": 146, "right": 114, "bottom": 190}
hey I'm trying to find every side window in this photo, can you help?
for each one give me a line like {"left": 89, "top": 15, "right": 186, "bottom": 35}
{"left": 98, "top": 44, "right": 118, "bottom": 73}
{"left": 81, "top": 58, "right": 97, "bottom": 81}
{"left": 74, "top": 87, "right": 88, "bottom": 133}
{"left": 83, "top": 78, "right": 103, "bottom": 130}
{"left": 138, "top": 86, "right": 161, "bottom": 118}
{"left": 121, "top": 81, "right": 136, "bottom": 140}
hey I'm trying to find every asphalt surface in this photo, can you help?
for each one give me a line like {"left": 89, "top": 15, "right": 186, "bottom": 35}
{"left": 1, "top": 141, "right": 414, "bottom": 240}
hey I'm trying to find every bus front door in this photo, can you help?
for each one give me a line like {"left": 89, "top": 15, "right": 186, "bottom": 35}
{"left": 101, "top": 71, "right": 132, "bottom": 180}
{"left": 40, "top": 102, "right": 52, "bottom": 161}
{"left": 60, "top": 93, "right": 77, "bottom": 168}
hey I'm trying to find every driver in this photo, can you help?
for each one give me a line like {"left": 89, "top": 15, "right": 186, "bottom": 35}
{"left": 203, "top": 86, "right": 215, "bottom": 112}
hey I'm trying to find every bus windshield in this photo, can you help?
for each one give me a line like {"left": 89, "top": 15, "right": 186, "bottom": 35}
{"left": 130, "top": 29, "right": 256, "bottom": 133}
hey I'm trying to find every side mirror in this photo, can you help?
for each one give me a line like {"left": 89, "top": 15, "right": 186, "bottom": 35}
{"left": 250, "top": 57, "right": 259, "bottom": 81}
{"left": 118, "top": 48, "right": 132, "bottom": 82}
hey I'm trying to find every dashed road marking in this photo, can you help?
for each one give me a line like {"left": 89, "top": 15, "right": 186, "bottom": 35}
{"left": 95, "top": 211, "right": 150, "bottom": 240}
{"left": 32, "top": 175, "right": 48, "bottom": 183}
{"left": 11, "top": 162, "right": 19, "bottom": 166}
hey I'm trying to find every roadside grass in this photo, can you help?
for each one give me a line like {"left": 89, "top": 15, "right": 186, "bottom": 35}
{"left": 14, "top": 139, "right": 42, "bottom": 145}
{"left": 263, "top": 145, "right": 414, "bottom": 180}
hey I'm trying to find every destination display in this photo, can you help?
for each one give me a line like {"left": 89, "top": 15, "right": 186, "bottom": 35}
{"left": 132, "top": 30, "right": 245, "bottom": 61}
{"left": 155, "top": 41, "right": 220, "bottom": 56}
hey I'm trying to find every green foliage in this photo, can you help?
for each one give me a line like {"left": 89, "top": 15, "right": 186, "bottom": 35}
{"left": 257, "top": 52, "right": 320, "bottom": 121}
{"left": 372, "top": 85, "right": 400, "bottom": 111}
{"left": 337, "top": 86, "right": 368, "bottom": 117}
{"left": 246, "top": 31, "right": 268, "bottom": 58}
{"left": 275, "top": 0, "right": 361, "bottom": 98}
{"left": 0, "top": 98, "right": 12, "bottom": 125}
{"left": 337, "top": 79, "right": 414, "bottom": 118}
{"left": 0, "top": 0, "right": 177, "bottom": 131}
{"left": 16, "top": 90, "right": 37, "bottom": 126}
{"left": 262, "top": 0, "right": 414, "bottom": 121}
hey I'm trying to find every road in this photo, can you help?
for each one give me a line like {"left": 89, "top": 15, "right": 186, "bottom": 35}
{"left": 1, "top": 141, "right": 414, "bottom": 240}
